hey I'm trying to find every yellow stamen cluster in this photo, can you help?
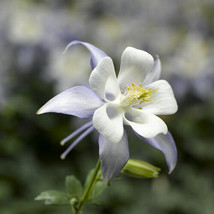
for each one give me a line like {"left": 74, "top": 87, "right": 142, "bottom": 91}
{"left": 120, "top": 83, "right": 157, "bottom": 108}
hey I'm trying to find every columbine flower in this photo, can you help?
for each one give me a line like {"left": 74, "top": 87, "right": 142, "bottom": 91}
{"left": 37, "top": 40, "right": 178, "bottom": 184}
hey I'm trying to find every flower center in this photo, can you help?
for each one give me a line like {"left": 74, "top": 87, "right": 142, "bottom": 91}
{"left": 120, "top": 83, "right": 158, "bottom": 108}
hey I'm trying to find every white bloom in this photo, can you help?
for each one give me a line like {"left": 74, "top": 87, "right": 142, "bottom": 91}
{"left": 37, "top": 41, "right": 178, "bottom": 184}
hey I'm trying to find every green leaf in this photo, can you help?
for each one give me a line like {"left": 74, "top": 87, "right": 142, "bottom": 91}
{"left": 83, "top": 169, "right": 95, "bottom": 190}
{"left": 66, "top": 175, "right": 83, "bottom": 198}
{"left": 84, "top": 169, "right": 106, "bottom": 202}
{"left": 87, "top": 198, "right": 104, "bottom": 205}
{"left": 35, "top": 190, "right": 70, "bottom": 205}
{"left": 91, "top": 180, "right": 106, "bottom": 199}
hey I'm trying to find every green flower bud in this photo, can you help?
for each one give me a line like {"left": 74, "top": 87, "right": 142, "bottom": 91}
{"left": 121, "top": 159, "right": 161, "bottom": 178}
{"left": 70, "top": 197, "right": 78, "bottom": 206}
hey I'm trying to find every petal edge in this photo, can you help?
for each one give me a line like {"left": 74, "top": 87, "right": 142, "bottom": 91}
{"left": 99, "top": 131, "right": 129, "bottom": 184}
{"left": 143, "top": 55, "right": 161, "bottom": 86}
{"left": 37, "top": 86, "right": 104, "bottom": 119}
{"left": 118, "top": 47, "right": 154, "bottom": 89}
{"left": 124, "top": 109, "right": 168, "bottom": 138}
{"left": 136, "top": 131, "right": 177, "bottom": 173}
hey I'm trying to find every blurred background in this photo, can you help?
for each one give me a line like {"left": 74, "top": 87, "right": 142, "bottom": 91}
{"left": 1, "top": 0, "right": 214, "bottom": 213}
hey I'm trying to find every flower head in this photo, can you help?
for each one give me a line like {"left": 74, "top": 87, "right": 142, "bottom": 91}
{"left": 37, "top": 40, "right": 178, "bottom": 184}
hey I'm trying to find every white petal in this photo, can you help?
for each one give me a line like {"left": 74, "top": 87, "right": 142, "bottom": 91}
{"left": 93, "top": 103, "right": 124, "bottom": 144}
{"left": 124, "top": 108, "right": 168, "bottom": 138}
{"left": 89, "top": 57, "right": 120, "bottom": 101}
{"left": 99, "top": 131, "right": 129, "bottom": 184}
{"left": 143, "top": 56, "right": 161, "bottom": 86}
{"left": 118, "top": 47, "right": 154, "bottom": 90}
{"left": 140, "top": 80, "right": 178, "bottom": 115}
{"left": 37, "top": 86, "right": 103, "bottom": 118}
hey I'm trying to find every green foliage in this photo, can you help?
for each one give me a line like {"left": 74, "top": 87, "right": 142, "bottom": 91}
{"left": 87, "top": 180, "right": 107, "bottom": 205}
{"left": 83, "top": 169, "right": 96, "bottom": 190}
{"left": 66, "top": 175, "right": 83, "bottom": 198}
{"left": 91, "top": 180, "right": 107, "bottom": 201}
{"left": 35, "top": 191, "right": 70, "bottom": 205}
{"left": 35, "top": 168, "right": 107, "bottom": 211}
{"left": 35, "top": 175, "right": 83, "bottom": 207}
{"left": 84, "top": 169, "right": 107, "bottom": 204}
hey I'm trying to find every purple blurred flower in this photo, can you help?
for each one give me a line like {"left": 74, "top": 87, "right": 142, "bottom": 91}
{"left": 37, "top": 40, "right": 178, "bottom": 184}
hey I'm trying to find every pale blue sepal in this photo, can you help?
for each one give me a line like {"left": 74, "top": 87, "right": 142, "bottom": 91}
{"left": 135, "top": 131, "right": 177, "bottom": 173}
{"left": 64, "top": 40, "right": 108, "bottom": 70}
{"left": 143, "top": 56, "right": 161, "bottom": 86}
{"left": 99, "top": 131, "right": 129, "bottom": 185}
{"left": 37, "top": 86, "right": 104, "bottom": 119}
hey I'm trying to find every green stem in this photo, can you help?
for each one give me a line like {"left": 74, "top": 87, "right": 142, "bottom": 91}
{"left": 75, "top": 159, "right": 101, "bottom": 214}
